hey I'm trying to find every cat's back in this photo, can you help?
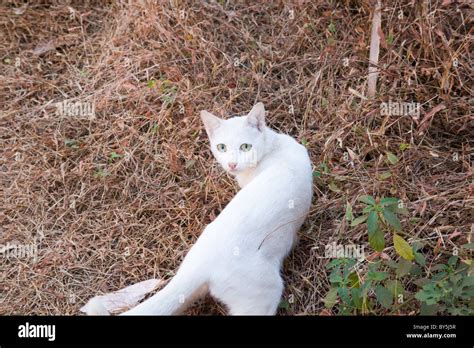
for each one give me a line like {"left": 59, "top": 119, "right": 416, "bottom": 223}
{"left": 257, "top": 131, "right": 312, "bottom": 188}
{"left": 214, "top": 131, "right": 312, "bottom": 232}
{"left": 274, "top": 132, "right": 312, "bottom": 171}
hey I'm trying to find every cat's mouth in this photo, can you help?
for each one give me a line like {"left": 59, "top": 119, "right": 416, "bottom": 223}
{"left": 226, "top": 167, "right": 241, "bottom": 175}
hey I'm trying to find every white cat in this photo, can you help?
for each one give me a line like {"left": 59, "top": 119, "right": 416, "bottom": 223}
{"left": 115, "top": 102, "right": 313, "bottom": 315}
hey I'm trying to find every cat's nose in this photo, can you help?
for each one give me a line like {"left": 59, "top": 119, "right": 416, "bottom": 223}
{"left": 228, "top": 162, "right": 237, "bottom": 170}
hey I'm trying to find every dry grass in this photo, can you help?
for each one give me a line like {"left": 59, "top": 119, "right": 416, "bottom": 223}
{"left": 0, "top": 0, "right": 472, "bottom": 315}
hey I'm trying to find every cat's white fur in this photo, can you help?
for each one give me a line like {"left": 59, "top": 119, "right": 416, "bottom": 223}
{"left": 118, "top": 102, "right": 313, "bottom": 315}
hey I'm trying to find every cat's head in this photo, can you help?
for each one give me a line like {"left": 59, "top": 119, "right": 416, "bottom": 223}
{"left": 200, "top": 102, "right": 267, "bottom": 175}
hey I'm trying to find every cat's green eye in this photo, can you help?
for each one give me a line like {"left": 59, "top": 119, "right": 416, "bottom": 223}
{"left": 216, "top": 144, "right": 227, "bottom": 152}
{"left": 240, "top": 143, "right": 252, "bottom": 152}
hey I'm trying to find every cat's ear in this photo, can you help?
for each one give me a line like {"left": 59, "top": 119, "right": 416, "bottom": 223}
{"left": 246, "top": 102, "right": 265, "bottom": 131}
{"left": 200, "top": 110, "right": 222, "bottom": 137}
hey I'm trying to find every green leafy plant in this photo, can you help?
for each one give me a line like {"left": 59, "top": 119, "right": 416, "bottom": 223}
{"left": 64, "top": 139, "right": 79, "bottom": 149}
{"left": 415, "top": 256, "right": 474, "bottom": 315}
{"left": 159, "top": 78, "right": 177, "bottom": 108}
{"left": 328, "top": 21, "right": 336, "bottom": 34}
{"left": 350, "top": 195, "right": 410, "bottom": 259}
{"left": 324, "top": 237, "right": 472, "bottom": 315}
{"left": 146, "top": 79, "right": 157, "bottom": 88}
{"left": 324, "top": 258, "right": 361, "bottom": 315}
{"left": 385, "top": 151, "right": 399, "bottom": 165}
{"left": 312, "top": 161, "right": 330, "bottom": 178}
{"left": 146, "top": 77, "right": 178, "bottom": 108}
{"left": 399, "top": 143, "right": 410, "bottom": 151}
{"left": 324, "top": 259, "right": 406, "bottom": 315}
{"left": 109, "top": 151, "right": 122, "bottom": 162}
{"left": 150, "top": 123, "right": 159, "bottom": 134}
{"left": 94, "top": 167, "right": 109, "bottom": 178}
{"left": 386, "top": 32, "right": 394, "bottom": 45}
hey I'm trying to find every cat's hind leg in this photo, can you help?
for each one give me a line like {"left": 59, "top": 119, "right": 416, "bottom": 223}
{"left": 227, "top": 291, "right": 282, "bottom": 315}
{"left": 211, "top": 268, "right": 284, "bottom": 315}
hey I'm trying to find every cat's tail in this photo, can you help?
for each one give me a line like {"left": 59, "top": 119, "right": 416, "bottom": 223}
{"left": 82, "top": 273, "right": 205, "bottom": 315}
{"left": 83, "top": 297, "right": 110, "bottom": 315}
{"left": 81, "top": 278, "right": 162, "bottom": 316}
{"left": 121, "top": 270, "right": 207, "bottom": 315}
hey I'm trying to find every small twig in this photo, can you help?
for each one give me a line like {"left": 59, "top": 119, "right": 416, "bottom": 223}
{"left": 367, "top": 0, "right": 382, "bottom": 97}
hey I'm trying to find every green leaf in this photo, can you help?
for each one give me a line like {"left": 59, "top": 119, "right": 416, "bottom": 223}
{"left": 380, "top": 197, "right": 399, "bottom": 207}
{"left": 386, "top": 151, "right": 399, "bottom": 165}
{"left": 461, "top": 243, "right": 474, "bottom": 250}
{"left": 351, "top": 287, "right": 363, "bottom": 309}
{"left": 384, "top": 259, "right": 398, "bottom": 269}
{"left": 347, "top": 272, "right": 360, "bottom": 288}
{"left": 412, "top": 241, "right": 426, "bottom": 252}
{"left": 414, "top": 278, "right": 430, "bottom": 288}
{"left": 420, "top": 302, "right": 438, "bottom": 315}
{"left": 278, "top": 299, "right": 290, "bottom": 310}
{"left": 448, "top": 255, "right": 459, "bottom": 267}
{"left": 410, "top": 264, "right": 421, "bottom": 277}
{"left": 415, "top": 283, "right": 442, "bottom": 306}
{"left": 345, "top": 202, "right": 353, "bottom": 222}
{"left": 367, "top": 270, "right": 388, "bottom": 282}
{"left": 415, "top": 289, "right": 432, "bottom": 303}
{"left": 65, "top": 139, "right": 79, "bottom": 148}
{"left": 94, "top": 167, "right": 109, "bottom": 178}
{"left": 399, "top": 143, "right": 410, "bottom": 151}
{"left": 393, "top": 234, "right": 414, "bottom": 261}
{"left": 360, "top": 279, "right": 373, "bottom": 296}
{"left": 351, "top": 214, "right": 368, "bottom": 227}
{"left": 383, "top": 209, "right": 402, "bottom": 231}
{"left": 431, "top": 264, "right": 447, "bottom": 272}
{"left": 328, "top": 21, "right": 336, "bottom": 34}
{"left": 375, "top": 285, "right": 393, "bottom": 309}
{"left": 369, "top": 228, "right": 385, "bottom": 252}
{"left": 432, "top": 272, "right": 447, "bottom": 281}
{"left": 338, "top": 287, "right": 351, "bottom": 305}
{"left": 328, "top": 181, "right": 341, "bottom": 193}
{"left": 386, "top": 279, "right": 404, "bottom": 298}
{"left": 329, "top": 272, "right": 343, "bottom": 284}
{"left": 396, "top": 258, "right": 413, "bottom": 277}
{"left": 324, "top": 287, "right": 338, "bottom": 309}
{"left": 147, "top": 79, "right": 157, "bottom": 88}
{"left": 461, "top": 276, "right": 474, "bottom": 289}
{"left": 326, "top": 259, "right": 344, "bottom": 269}
{"left": 368, "top": 261, "right": 381, "bottom": 272}
{"left": 362, "top": 205, "right": 373, "bottom": 214}
{"left": 394, "top": 207, "right": 409, "bottom": 216}
{"left": 110, "top": 152, "right": 122, "bottom": 160}
{"left": 387, "top": 33, "right": 394, "bottom": 45}
{"left": 378, "top": 171, "right": 392, "bottom": 180}
{"left": 414, "top": 252, "right": 426, "bottom": 266}
{"left": 358, "top": 195, "right": 376, "bottom": 205}
{"left": 320, "top": 162, "right": 330, "bottom": 173}
{"left": 367, "top": 211, "right": 379, "bottom": 234}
